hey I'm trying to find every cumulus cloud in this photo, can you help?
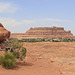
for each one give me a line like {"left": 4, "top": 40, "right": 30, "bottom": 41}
{"left": 0, "top": 2, "right": 18, "bottom": 13}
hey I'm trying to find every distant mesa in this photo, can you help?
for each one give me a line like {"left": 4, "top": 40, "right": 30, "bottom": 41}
{"left": 0, "top": 23, "right": 10, "bottom": 42}
{"left": 24, "top": 27, "right": 73, "bottom": 38}
{"left": 10, "top": 26, "right": 75, "bottom": 38}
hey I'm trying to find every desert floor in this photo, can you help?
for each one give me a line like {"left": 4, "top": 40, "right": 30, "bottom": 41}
{"left": 0, "top": 42, "right": 75, "bottom": 75}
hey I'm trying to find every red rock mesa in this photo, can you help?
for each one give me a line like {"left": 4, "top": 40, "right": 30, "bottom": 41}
{"left": 10, "top": 27, "right": 74, "bottom": 38}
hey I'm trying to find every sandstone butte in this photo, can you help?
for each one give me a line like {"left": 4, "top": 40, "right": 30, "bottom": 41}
{"left": 10, "top": 26, "right": 75, "bottom": 38}
{"left": 0, "top": 23, "right": 10, "bottom": 42}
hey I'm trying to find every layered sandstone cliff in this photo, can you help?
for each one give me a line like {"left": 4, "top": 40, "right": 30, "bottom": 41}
{"left": 0, "top": 23, "right": 10, "bottom": 42}
{"left": 24, "top": 27, "right": 73, "bottom": 38}
{"left": 10, "top": 26, "right": 74, "bottom": 38}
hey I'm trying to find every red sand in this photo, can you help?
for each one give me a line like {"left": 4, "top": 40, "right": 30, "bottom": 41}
{"left": 0, "top": 42, "right": 75, "bottom": 75}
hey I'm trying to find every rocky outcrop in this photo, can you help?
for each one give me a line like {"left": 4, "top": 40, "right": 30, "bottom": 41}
{"left": 0, "top": 23, "right": 10, "bottom": 42}
{"left": 10, "top": 27, "right": 74, "bottom": 38}
{"left": 24, "top": 27, "right": 73, "bottom": 38}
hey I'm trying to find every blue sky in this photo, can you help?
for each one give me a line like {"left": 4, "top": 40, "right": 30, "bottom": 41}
{"left": 0, "top": 0, "right": 75, "bottom": 35}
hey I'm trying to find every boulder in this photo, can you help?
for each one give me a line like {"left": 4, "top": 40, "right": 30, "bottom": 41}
{"left": 0, "top": 23, "right": 10, "bottom": 42}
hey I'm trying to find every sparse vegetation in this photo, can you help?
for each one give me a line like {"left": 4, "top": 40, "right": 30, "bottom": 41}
{"left": 51, "top": 61, "right": 54, "bottom": 63}
{"left": 9, "top": 38, "right": 27, "bottom": 61}
{"left": 10, "top": 38, "right": 75, "bottom": 42}
{"left": 0, "top": 38, "right": 27, "bottom": 69}
{"left": 0, "top": 52, "right": 16, "bottom": 69}
{"left": 13, "top": 47, "right": 26, "bottom": 61}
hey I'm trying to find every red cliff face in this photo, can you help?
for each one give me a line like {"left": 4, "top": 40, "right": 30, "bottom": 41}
{"left": 0, "top": 23, "right": 10, "bottom": 42}
{"left": 10, "top": 27, "right": 74, "bottom": 38}
{"left": 24, "top": 27, "right": 73, "bottom": 38}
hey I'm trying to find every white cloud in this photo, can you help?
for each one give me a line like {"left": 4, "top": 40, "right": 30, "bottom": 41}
{"left": 39, "top": 18, "right": 67, "bottom": 22}
{"left": 0, "top": 2, "right": 18, "bottom": 13}
{"left": 0, "top": 17, "right": 68, "bottom": 28}
{"left": 45, "top": 18, "right": 64, "bottom": 22}
{"left": 0, "top": 17, "right": 70, "bottom": 33}
{"left": 0, "top": 17, "right": 35, "bottom": 27}
{"left": 23, "top": 20, "right": 35, "bottom": 25}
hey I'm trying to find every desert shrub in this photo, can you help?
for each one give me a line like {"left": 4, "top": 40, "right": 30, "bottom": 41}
{"left": 9, "top": 38, "right": 27, "bottom": 61}
{"left": 0, "top": 55, "right": 1, "bottom": 65}
{"left": 22, "top": 47, "right": 26, "bottom": 57}
{"left": 13, "top": 47, "right": 27, "bottom": 61}
{"left": 0, "top": 52, "right": 16, "bottom": 69}
{"left": 51, "top": 39, "right": 60, "bottom": 42}
{"left": 9, "top": 38, "right": 75, "bottom": 43}
{"left": 13, "top": 51, "right": 20, "bottom": 59}
{"left": 51, "top": 60, "right": 54, "bottom": 63}
{"left": 62, "top": 38, "right": 70, "bottom": 42}
{"left": 10, "top": 38, "right": 23, "bottom": 50}
{"left": 20, "top": 47, "right": 27, "bottom": 61}
{"left": 10, "top": 38, "right": 19, "bottom": 44}
{"left": 12, "top": 43, "right": 23, "bottom": 50}
{"left": 18, "top": 38, "right": 46, "bottom": 42}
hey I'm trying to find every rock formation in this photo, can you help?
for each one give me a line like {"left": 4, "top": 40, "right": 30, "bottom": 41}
{"left": 24, "top": 27, "right": 73, "bottom": 38}
{"left": 0, "top": 23, "right": 10, "bottom": 42}
{"left": 10, "top": 26, "right": 74, "bottom": 38}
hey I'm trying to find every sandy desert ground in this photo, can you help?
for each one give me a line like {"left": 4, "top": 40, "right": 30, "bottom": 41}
{"left": 0, "top": 42, "right": 75, "bottom": 75}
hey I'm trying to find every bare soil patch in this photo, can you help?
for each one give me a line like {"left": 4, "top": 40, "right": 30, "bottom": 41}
{"left": 0, "top": 42, "right": 75, "bottom": 75}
